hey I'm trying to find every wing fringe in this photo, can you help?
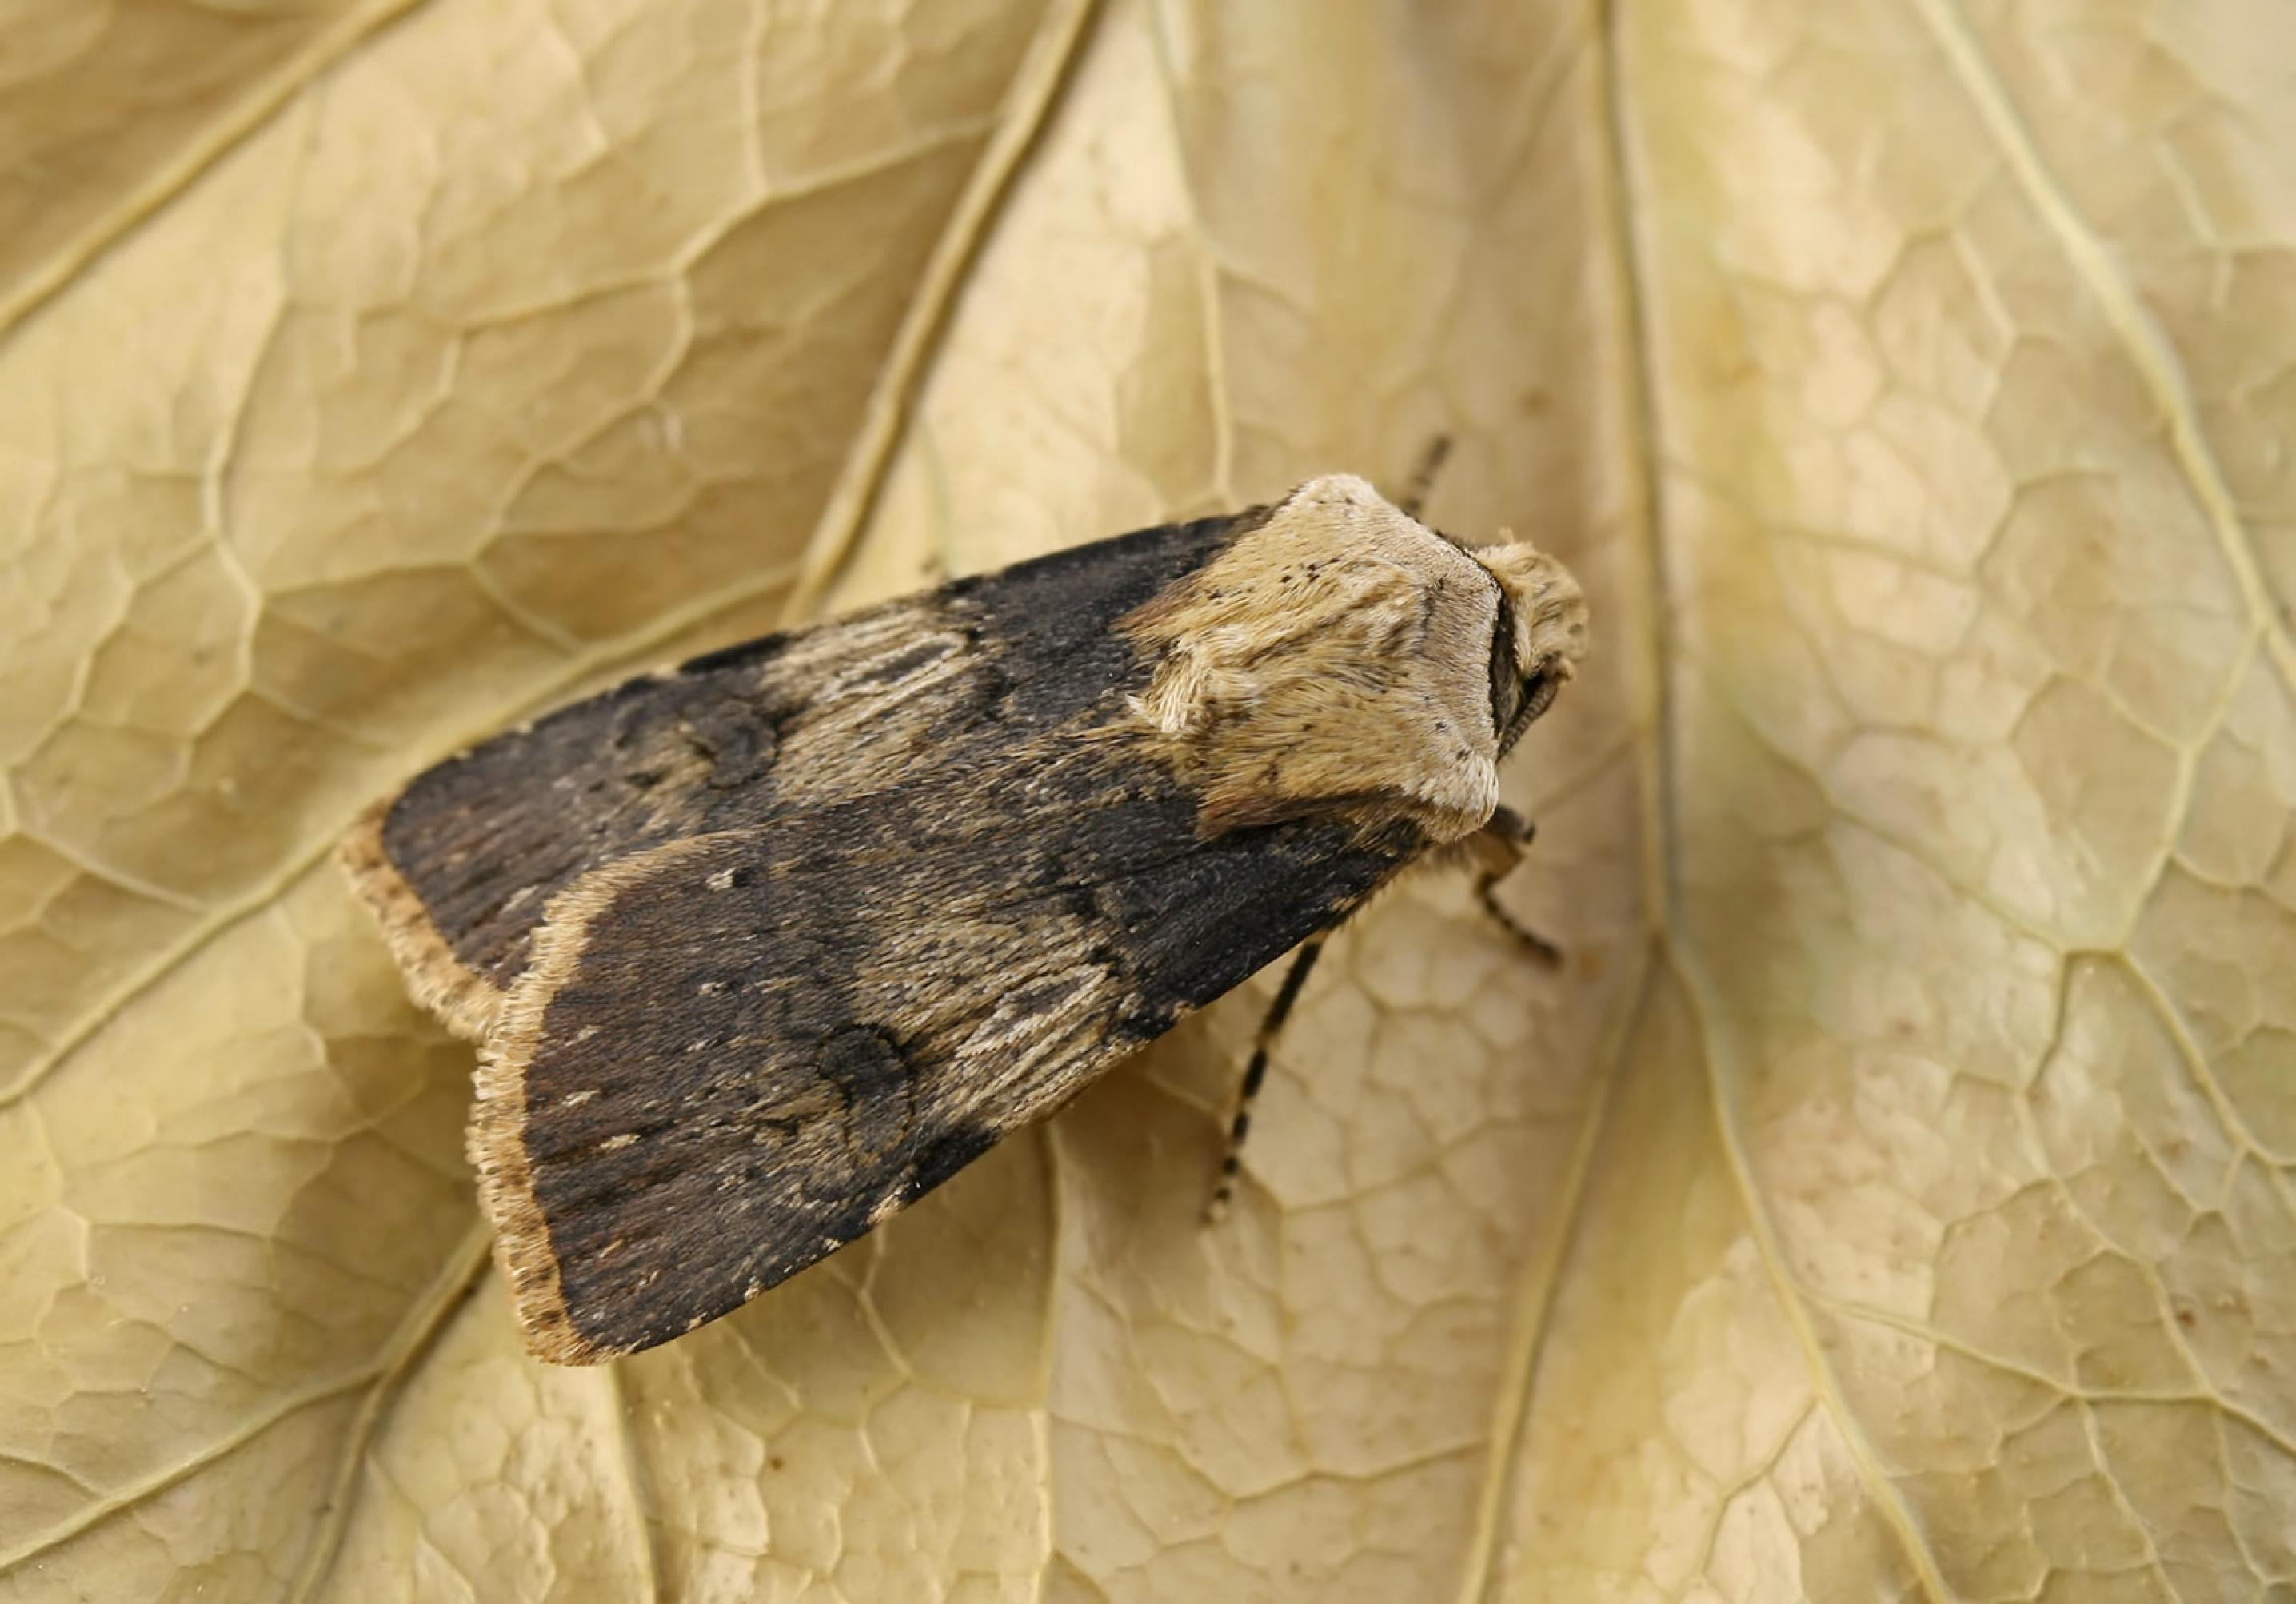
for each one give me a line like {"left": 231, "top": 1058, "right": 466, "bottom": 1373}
{"left": 469, "top": 840, "right": 723, "bottom": 1364}
{"left": 337, "top": 796, "right": 505, "bottom": 1042}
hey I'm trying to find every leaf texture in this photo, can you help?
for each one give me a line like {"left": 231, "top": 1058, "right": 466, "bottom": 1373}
{"left": 1, "top": 0, "right": 2291, "bottom": 1599}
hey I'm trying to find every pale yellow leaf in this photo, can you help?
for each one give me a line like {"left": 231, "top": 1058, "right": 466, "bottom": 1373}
{"left": 2, "top": 0, "right": 2292, "bottom": 1600}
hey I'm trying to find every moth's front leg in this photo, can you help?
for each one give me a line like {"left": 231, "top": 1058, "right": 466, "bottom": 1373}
{"left": 1204, "top": 808, "right": 1565, "bottom": 1223}
{"left": 1466, "top": 804, "right": 1563, "bottom": 968}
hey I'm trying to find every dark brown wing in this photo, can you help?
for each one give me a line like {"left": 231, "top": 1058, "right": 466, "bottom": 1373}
{"left": 479, "top": 734, "right": 1421, "bottom": 1363}
{"left": 340, "top": 509, "right": 1258, "bottom": 1037}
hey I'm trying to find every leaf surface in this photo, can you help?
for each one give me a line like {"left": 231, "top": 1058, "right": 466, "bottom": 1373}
{"left": 2, "top": 1, "right": 2291, "bottom": 1599}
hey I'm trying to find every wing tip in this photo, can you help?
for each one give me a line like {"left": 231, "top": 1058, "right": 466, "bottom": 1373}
{"left": 343, "top": 788, "right": 629, "bottom": 1363}
{"left": 472, "top": 871, "right": 626, "bottom": 1367}
{"left": 337, "top": 794, "right": 505, "bottom": 1042}
{"left": 473, "top": 845, "right": 725, "bottom": 1367}
{"left": 469, "top": 1035, "right": 613, "bottom": 1367}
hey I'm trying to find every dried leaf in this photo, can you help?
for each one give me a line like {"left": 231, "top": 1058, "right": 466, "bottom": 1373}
{"left": 2, "top": 0, "right": 2292, "bottom": 1599}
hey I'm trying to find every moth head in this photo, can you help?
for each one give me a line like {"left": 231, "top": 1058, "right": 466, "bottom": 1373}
{"left": 1467, "top": 539, "right": 1589, "bottom": 755}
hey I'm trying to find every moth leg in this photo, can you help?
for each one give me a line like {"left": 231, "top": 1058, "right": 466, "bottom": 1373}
{"left": 1471, "top": 805, "right": 1563, "bottom": 969}
{"left": 1204, "top": 936, "right": 1328, "bottom": 1223}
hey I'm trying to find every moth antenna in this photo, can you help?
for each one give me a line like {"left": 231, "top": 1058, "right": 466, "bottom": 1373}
{"left": 1396, "top": 434, "right": 1452, "bottom": 521}
{"left": 1204, "top": 935, "right": 1328, "bottom": 1223}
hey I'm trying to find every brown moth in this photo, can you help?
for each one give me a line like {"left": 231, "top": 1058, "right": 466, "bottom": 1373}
{"left": 341, "top": 474, "right": 1588, "bottom": 1364}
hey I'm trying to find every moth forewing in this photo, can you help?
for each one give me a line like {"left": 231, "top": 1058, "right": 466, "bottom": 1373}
{"left": 341, "top": 473, "right": 1587, "bottom": 1363}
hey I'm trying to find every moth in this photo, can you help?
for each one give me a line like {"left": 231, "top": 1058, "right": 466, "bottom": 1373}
{"left": 342, "top": 473, "right": 1588, "bottom": 1364}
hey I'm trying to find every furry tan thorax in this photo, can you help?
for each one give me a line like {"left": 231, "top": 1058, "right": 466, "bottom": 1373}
{"left": 1119, "top": 474, "right": 1587, "bottom": 844}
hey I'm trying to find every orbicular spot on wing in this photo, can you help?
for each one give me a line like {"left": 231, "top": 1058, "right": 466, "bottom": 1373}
{"left": 606, "top": 675, "right": 780, "bottom": 797}
{"left": 760, "top": 1024, "right": 920, "bottom": 1171}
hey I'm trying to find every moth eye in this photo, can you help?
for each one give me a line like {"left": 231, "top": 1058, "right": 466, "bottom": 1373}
{"left": 1486, "top": 591, "right": 1523, "bottom": 736}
